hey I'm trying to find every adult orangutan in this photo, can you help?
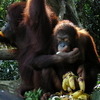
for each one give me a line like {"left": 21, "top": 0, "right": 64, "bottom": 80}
{"left": 1, "top": 2, "right": 26, "bottom": 48}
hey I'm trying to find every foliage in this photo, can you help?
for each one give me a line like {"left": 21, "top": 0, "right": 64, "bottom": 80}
{"left": 0, "top": 43, "right": 8, "bottom": 49}
{"left": 0, "top": 0, "right": 22, "bottom": 27}
{"left": 91, "top": 73, "right": 100, "bottom": 100}
{"left": 74, "top": 0, "right": 100, "bottom": 55}
{"left": 24, "top": 88, "right": 42, "bottom": 100}
{"left": 0, "top": 60, "right": 19, "bottom": 80}
{"left": 91, "top": 91, "right": 100, "bottom": 100}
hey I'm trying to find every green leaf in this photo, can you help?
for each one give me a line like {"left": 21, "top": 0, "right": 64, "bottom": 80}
{"left": 26, "top": 98, "right": 33, "bottom": 100}
{"left": 24, "top": 88, "right": 42, "bottom": 100}
{"left": 48, "top": 98, "right": 52, "bottom": 100}
{"left": 91, "top": 91, "right": 100, "bottom": 100}
{"left": 55, "top": 98, "right": 61, "bottom": 100}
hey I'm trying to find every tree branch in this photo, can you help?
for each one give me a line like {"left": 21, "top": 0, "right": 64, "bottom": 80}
{"left": 0, "top": 49, "right": 17, "bottom": 60}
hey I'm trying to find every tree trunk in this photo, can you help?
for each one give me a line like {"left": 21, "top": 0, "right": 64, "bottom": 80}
{"left": 46, "top": 0, "right": 82, "bottom": 27}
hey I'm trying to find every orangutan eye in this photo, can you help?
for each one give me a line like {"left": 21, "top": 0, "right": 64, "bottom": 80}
{"left": 64, "top": 38, "right": 69, "bottom": 42}
{"left": 57, "top": 38, "right": 62, "bottom": 42}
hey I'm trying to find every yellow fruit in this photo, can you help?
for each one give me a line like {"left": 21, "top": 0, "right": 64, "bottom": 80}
{"left": 69, "top": 75, "right": 75, "bottom": 90}
{"left": 61, "top": 97, "right": 69, "bottom": 100}
{"left": 62, "top": 71, "right": 74, "bottom": 79}
{"left": 78, "top": 93, "right": 91, "bottom": 100}
{"left": 62, "top": 77, "right": 69, "bottom": 91}
{"left": 78, "top": 77, "right": 85, "bottom": 92}
{"left": 71, "top": 90, "right": 83, "bottom": 99}
{"left": 0, "top": 31, "right": 4, "bottom": 37}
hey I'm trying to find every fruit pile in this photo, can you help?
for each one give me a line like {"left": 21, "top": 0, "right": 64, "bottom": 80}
{"left": 50, "top": 71, "right": 91, "bottom": 100}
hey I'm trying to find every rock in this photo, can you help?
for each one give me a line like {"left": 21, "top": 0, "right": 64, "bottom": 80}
{"left": 0, "top": 89, "right": 23, "bottom": 100}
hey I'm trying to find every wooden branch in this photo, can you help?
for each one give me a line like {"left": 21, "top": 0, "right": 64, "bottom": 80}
{"left": 0, "top": 49, "right": 17, "bottom": 60}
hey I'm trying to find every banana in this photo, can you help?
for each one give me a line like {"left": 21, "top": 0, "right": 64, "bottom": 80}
{"left": 62, "top": 77, "right": 69, "bottom": 91}
{"left": 0, "top": 31, "right": 4, "bottom": 37}
{"left": 78, "top": 93, "right": 91, "bottom": 100}
{"left": 62, "top": 72, "right": 69, "bottom": 79}
{"left": 62, "top": 71, "right": 74, "bottom": 79}
{"left": 69, "top": 75, "right": 75, "bottom": 90}
{"left": 71, "top": 90, "right": 83, "bottom": 99}
{"left": 62, "top": 79, "right": 67, "bottom": 91}
{"left": 78, "top": 77, "right": 85, "bottom": 92}
{"left": 62, "top": 78, "right": 67, "bottom": 91}
{"left": 62, "top": 72, "right": 76, "bottom": 91}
